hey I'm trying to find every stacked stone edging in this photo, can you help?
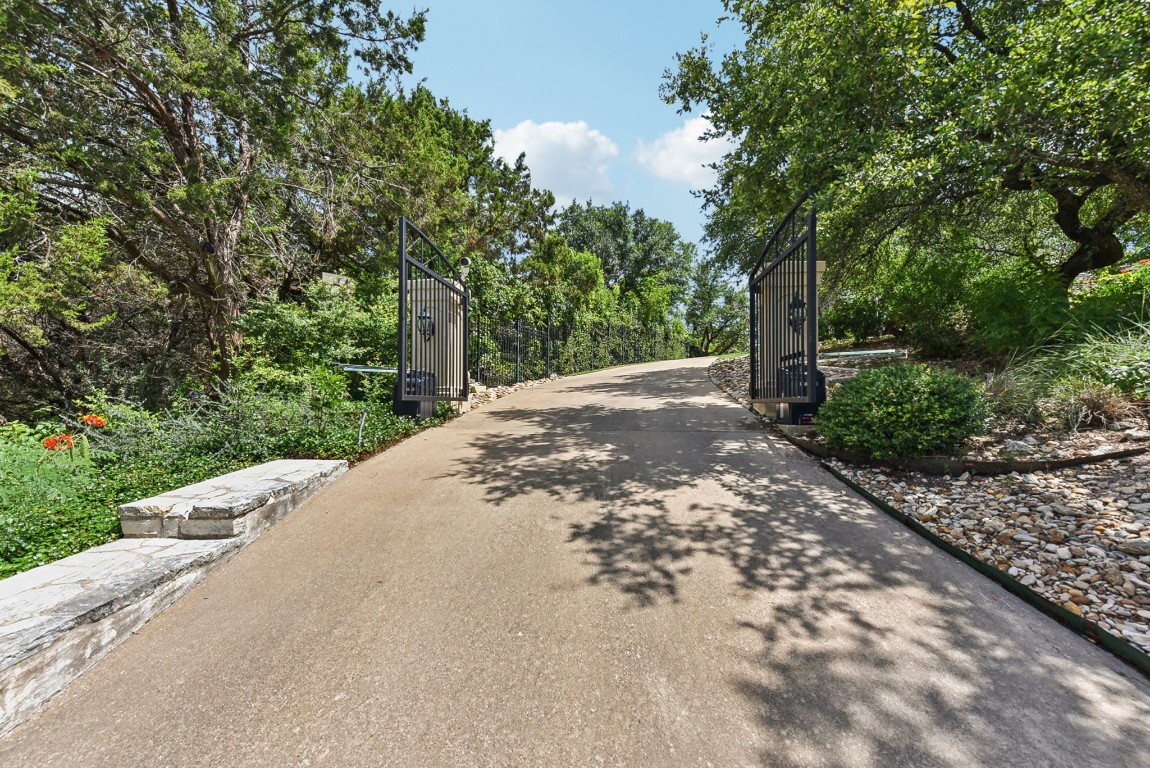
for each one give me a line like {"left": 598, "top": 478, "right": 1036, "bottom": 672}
{"left": 119, "top": 459, "right": 347, "bottom": 538}
{"left": 0, "top": 459, "right": 346, "bottom": 737}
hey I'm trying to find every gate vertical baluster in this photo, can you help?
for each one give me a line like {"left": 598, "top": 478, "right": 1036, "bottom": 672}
{"left": 545, "top": 311, "right": 552, "bottom": 377}
{"left": 398, "top": 219, "right": 408, "bottom": 400}
{"left": 806, "top": 204, "right": 818, "bottom": 405}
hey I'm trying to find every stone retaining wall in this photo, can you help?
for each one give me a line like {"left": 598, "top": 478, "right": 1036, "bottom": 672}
{"left": 0, "top": 459, "right": 346, "bottom": 737}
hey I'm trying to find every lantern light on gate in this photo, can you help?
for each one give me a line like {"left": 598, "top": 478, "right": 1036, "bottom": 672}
{"left": 417, "top": 308, "right": 435, "bottom": 342}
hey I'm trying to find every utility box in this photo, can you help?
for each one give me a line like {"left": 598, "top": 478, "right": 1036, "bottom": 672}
{"left": 393, "top": 370, "right": 437, "bottom": 419}
{"left": 776, "top": 357, "right": 827, "bottom": 425}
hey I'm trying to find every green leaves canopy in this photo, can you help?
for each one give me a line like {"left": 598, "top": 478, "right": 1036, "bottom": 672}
{"left": 0, "top": 0, "right": 427, "bottom": 378}
{"left": 666, "top": 0, "right": 1150, "bottom": 286}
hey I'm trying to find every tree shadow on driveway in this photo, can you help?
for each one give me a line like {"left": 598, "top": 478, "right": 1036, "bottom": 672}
{"left": 448, "top": 363, "right": 1150, "bottom": 767}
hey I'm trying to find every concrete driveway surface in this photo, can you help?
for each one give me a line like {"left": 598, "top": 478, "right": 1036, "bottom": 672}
{"left": 2, "top": 358, "right": 1149, "bottom": 767}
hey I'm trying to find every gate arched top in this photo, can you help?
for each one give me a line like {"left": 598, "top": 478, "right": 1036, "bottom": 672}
{"left": 749, "top": 187, "right": 816, "bottom": 283}
{"left": 399, "top": 217, "right": 467, "bottom": 284}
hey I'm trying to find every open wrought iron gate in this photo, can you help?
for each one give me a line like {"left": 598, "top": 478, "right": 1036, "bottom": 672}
{"left": 398, "top": 217, "right": 469, "bottom": 406}
{"left": 749, "top": 190, "right": 825, "bottom": 421}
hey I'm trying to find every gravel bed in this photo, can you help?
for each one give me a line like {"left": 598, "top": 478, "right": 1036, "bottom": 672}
{"left": 709, "top": 355, "right": 1150, "bottom": 656}
{"left": 469, "top": 375, "right": 556, "bottom": 409}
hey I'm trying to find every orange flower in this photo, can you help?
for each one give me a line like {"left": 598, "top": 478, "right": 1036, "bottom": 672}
{"left": 80, "top": 414, "right": 107, "bottom": 428}
{"left": 43, "top": 433, "right": 73, "bottom": 451}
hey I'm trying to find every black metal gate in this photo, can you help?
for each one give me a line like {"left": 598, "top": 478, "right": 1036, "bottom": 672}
{"left": 749, "top": 190, "right": 824, "bottom": 421}
{"left": 398, "top": 218, "right": 469, "bottom": 410}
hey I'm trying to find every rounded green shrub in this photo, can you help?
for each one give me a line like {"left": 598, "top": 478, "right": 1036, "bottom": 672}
{"left": 817, "top": 363, "right": 988, "bottom": 459}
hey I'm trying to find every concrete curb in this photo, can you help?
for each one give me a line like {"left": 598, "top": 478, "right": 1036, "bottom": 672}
{"left": 0, "top": 459, "right": 347, "bottom": 737}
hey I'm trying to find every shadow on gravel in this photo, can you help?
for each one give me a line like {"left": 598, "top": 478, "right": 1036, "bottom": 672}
{"left": 451, "top": 364, "right": 1150, "bottom": 768}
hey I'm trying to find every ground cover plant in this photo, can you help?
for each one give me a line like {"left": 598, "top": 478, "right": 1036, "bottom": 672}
{"left": 983, "top": 322, "right": 1150, "bottom": 432}
{"left": 0, "top": 389, "right": 439, "bottom": 578}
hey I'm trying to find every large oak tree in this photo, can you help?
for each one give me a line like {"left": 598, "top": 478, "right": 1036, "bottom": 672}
{"left": 666, "top": 0, "right": 1150, "bottom": 287}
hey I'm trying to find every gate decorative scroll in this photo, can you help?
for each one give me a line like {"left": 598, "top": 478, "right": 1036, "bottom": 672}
{"left": 748, "top": 190, "right": 825, "bottom": 420}
{"left": 398, "top": 218, "right": 469, "bottom": 405}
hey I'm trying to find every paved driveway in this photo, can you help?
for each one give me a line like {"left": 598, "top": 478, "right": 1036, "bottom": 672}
{"left": 2, "top": 358, "right": 1149, "bottom": 767}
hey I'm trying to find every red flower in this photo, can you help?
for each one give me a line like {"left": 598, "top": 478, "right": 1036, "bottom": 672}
{"left": 43, "top": 433, "right": 73, "bottom": 451}
{"left": 80, "top": 414, "right": 107, "bottom": 428}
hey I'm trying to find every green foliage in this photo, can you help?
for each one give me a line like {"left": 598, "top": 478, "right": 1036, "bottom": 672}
{"left": 0, "top": 186, "right": 119, "bottom": 347}
{"left": 0, "top": 371, "right": 443, "bottom": 577}
{"left": 815, "top": 214, "right": 1145, "bottom": 356}
{"left": 553, "top": 316, "right": 688, "bottom": 375}
{"left": 1072, "top": 262, "right": 1150, "bottom": 330}
{"left": 685, "top": 257, "right": 747, "bottom": 354}
{"left": 983, "top": 322, "right": 1149, "bottom": 429}
{"left": 85, "top": 372, "right": 429, "bottom": 470}
{"left": 819, "top": 294, "right": 886, "bottom": 344}
{"left": 236, "top": 281, "right": 397, "bottom": 371}
{"left": 668, "top": 0, "right": 1150, "bottom": 318}
{"left": 0, "top": 5, "right": 557, "bottom": 421}
{"left": 818, "top": 363, "right": 988, "bottom": 459}
{"left": 819, "top": 234, "right": 979, "bottom": 356}
{"left": 556, "top": 200, "right": 694, "bottom": 316}
{"left": 0, "top": 0, "right": 429, "bottom": 379}
{"left": 517, "top": 234, "right": 609, "bottom": 325}
{"left": 966, "top": 263, "right": 1070, "bottom": 355}
{"left": 0, "top": 419, "right": 124, "bottom": 577}
{"left": 1039, "top": 323, "right": 1150, "bottom": 401}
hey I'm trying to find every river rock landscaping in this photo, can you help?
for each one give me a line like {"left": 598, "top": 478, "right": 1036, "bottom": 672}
{"left": 709, "top": 355, "right": 1150, "bottom": 657}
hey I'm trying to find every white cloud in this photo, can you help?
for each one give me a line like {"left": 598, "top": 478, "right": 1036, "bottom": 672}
{"left": 493, "top": 120, "right": 619, "bottom": 204}
{"left": 636, "top": 116, "right": 733, "bottom": 188}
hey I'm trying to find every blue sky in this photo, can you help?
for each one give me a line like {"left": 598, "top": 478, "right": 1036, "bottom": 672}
{"left": 401, "top": 1, "right": 743, "bottom": 249}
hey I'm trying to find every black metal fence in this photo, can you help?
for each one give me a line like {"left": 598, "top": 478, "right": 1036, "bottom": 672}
{"left": 470, "top": 309, "right": 688, "bottom": 388}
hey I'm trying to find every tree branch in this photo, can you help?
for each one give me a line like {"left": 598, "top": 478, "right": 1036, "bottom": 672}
{"left": 0, "top": 323, "right": 70, "bottom": 405}
{"left": 932, "top": 41, "right": 957, "bottom": 64}
{"left": 951, "top": 0, "right": 1009, "bottom": 55}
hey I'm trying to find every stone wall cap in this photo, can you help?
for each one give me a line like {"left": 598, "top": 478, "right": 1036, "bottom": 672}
{"left": 118, "top": 460, "right": 347, "bottom": 521}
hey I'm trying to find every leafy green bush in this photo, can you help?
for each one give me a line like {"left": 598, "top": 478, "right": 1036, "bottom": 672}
{"left": 235, "top": 281, "right": 398, "bottom": 372}
{"left": 966, "top": 263, "right": 1070, "bottom": 355}
{"left": 819, "top": 293, "right": 887, "bottom": 343}
{"left": 88, "top": 375, "right": 429, "bottom": 468}
{"left": 1072, "top": 262, "right": 1150, "bottom": 331}
{"left": 818, "top": 363, "right": 988, "bottom": 459}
